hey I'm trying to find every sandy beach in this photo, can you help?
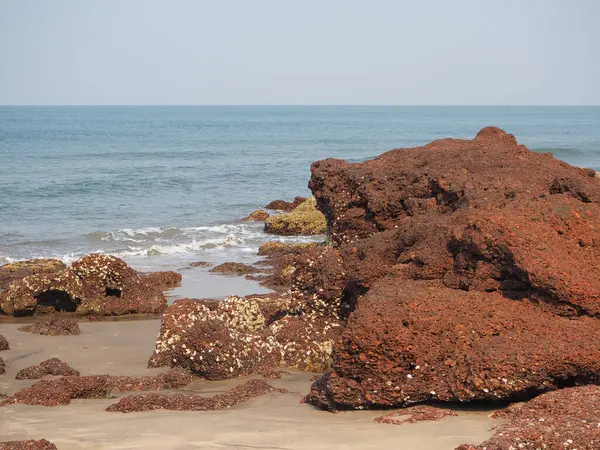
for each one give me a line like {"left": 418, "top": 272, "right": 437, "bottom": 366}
{"left": 0, "top": 319, "right": 497, "bottom": 449}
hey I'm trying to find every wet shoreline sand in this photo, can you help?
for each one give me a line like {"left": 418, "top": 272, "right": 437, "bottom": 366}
{"left": 0, "top": 319, "right": 497, "bottom": 449}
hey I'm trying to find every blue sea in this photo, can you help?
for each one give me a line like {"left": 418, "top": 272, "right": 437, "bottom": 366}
{"left": 1, "top": 106, "right": 599, "bottom": 290}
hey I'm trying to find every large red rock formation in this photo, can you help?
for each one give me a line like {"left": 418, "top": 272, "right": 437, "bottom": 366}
{"left": 0, "top": 254, "right": 169, "bottom": 316}
{"left": 303, "top": 127, "right": 600, "bottom": 410}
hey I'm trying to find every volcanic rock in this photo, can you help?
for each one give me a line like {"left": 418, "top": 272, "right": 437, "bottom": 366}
{"left": 0, "top": 440, "right": 58, "bottom": 450}
{"left": 374, "top": 405, "right": 457, "bottom": 426}
{"left": 0, "top": 254, "right": 168, "bottom": 316}
{"left": 242, "top": 209, "right": 270, "bottom": 222}
{"left": 264, "top": 198, "right": 327, "bottom": 236}
{"left": 300, "top": 127, "right": 600, "bottom": 410}
{"left": 0, "top": 334, "right": 8, "bottom": 351}
{"left": 457, "top": 385, "right": 600, "bottom": 449}
{"left": 0, "top": 259, "right": 66, "bottom": 290}
{"left": 19, "top": 318, "right": 80, "bottom": 336}
{"left": 265, "top": 196, "right": 306, "bottom": 211}
{"left": 106, "top": 379, "right": 290, "bottom": 413}
{"left": 139, "top": 271, "right": 182, "bottom": 290}
{"left": 15, "top": 358, "right": 79, "bottom": 379}
{"left": 3, "top": 367, "right": 191, "bottom": 407}
{"left": 148, "top": 295, "right": 340, "bottom": 379}
{"left": 209, "top": 262, "right": 261, "bottom": 276}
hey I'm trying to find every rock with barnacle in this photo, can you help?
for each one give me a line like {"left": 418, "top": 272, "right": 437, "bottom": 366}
{"left": 300, "top": 127, "right": 600, "bottom": 410}
{"left": 0, "top": 439, "right": 58, "bottom": 450}
{"left": 0, "top": 254, "right": 169, "bottom": 316}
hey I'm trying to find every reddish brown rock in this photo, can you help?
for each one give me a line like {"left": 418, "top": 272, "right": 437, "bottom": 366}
{"left": 0, "top": 259, "right": 66, "bottom": 290}
{"left": 307, "top": 278, "right": 600, "bottom": 410}
{"left": 0, "top": 440, "right": 58, "bottom": 450}
{"left": 0, "top": 254, "right": 168, "bottom": 316}
{"left": 19, "top": 318, "right": 80, "bottom": 336}
{"left": 374, "top": 405, "right": 457, "bottom": 425}
{"left": 15, "top": 358, "right": 79, "bottom": 379}
{"left": 139, "top": 270, "right": 182, "bottom": 290}
{"left": 209, "top": 262, "right": 261, "bottom": 275}
{"left": 457, "top": 385, "right": 600, "bottom": 450}
{"left": 3, "top": 368, "right": 191, "bottom": 407}
{"left": 300, "top": 127, "right": 600, "bottom": 410}
{"left": 241, "top": 210, "right": 270, "bottom": 222}
{"left": 106, "top": 379, "right": 289, "bottom": 413}
{"left": 265, "top": 197, "right": 306, "bottom": 211}
{"left": 0, "top": 334, "right": 8, "bottom": 351}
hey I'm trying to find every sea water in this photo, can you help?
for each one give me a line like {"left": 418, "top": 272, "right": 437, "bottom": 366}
{"left": 1, "top": 106, "right": 599, "bottom": 278}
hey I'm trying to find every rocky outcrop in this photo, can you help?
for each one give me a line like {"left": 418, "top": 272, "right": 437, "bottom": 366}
{"left": 0, "top": 334, "right": 8, "bottom": 351}
{"left": 209, "top": 262, "right": 261, "bottom": 275}
{"left": 16, "top": 358, "right": 79, "bottom": 379}
{"left": 19, "top": 318, "right": 80, "bottom": 336}
{"left": 265, "top": 196, "right": 306, "bottom": 211}
{"left": 139, "top": 271, "right": 182, "bottom": 290}
{"left": 2, "top": 368, "right": 191, "bottom": 407}
{"left": 264, "top": 198, "right": 327, "bottom": 236}
{"left": 242, "top": 210, "right": 270, "bottom": 222}
{"left": 0, "top": 440, "right": 58, "bottom": 450}
{"left": 106, "top": 379, "right": 290, "bottom": 413}
{"left": 0, "top": 259, "right": 66, "bottom": 290}
{"left": 299, "top": 127, "right": 600, "bottom": 410}
{"left": 148, "top": 295, "right": 341, "bottom": 379}
{"left": 0, "top": 254, "right": 168, "bottom": 316}
{"left": 457, "top": 385, "right": 600, "bottom": 449}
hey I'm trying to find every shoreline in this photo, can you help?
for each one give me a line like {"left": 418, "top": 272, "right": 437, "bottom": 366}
{"left": 0, "top": 320, "right": 498, "bottom": 449}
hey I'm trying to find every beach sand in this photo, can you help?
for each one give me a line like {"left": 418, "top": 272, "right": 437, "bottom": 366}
{"left": 0, "top": 320, "right": 497, "bottom": 449}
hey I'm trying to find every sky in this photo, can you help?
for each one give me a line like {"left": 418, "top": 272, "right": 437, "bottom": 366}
{"left": 0, "top": 0, "right": 598, "bottom": 105}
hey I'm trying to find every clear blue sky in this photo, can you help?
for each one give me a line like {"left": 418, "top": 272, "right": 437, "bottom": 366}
{"left": 0, "top": 0, "right": 598, "bottom": 105}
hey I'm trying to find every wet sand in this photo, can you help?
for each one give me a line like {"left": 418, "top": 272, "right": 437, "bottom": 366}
{"left": 0, "top": 320, "right": 496, "bottom": 449}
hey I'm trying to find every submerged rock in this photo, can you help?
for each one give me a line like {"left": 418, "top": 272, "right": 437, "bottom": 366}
{"left": 264, "top": 198, "right": 327, "bottom": 236}
{"left": 457, "top": 385, "right": 600, "bottom": 449}
{"left": 374, "top": 405, "right": 458, "bottom": 426}
{"left": 299, "top": 127, "right": 600, "bottom": 410}
{"left": 107, "top": 379, "right": 290, "bottom": 413}
{"left": 0, "top": 254, "right": 168, "bottom": 316}
{"left": 242, "top": 209, "right": 270, "bottom": 222}
{"left": 19, "top": 318, "right": 80, "bottom": 336}
{"left": 0, "top": 259, "right": 66, "bottom": 291}
{"left": 16, "top": 358, "right": 80, "bottom": 379}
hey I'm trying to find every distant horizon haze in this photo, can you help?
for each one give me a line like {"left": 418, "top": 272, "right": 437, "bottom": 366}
{"left": 0, "top": 0, "right": 598, "bottom": 106}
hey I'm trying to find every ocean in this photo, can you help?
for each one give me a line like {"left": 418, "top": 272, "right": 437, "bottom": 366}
{"left": 1, "top": 106, "right": 599, "bottom": 285}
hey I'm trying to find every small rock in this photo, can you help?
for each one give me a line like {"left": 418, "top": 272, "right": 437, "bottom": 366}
{"left": 19, "top": 317, "right": 80, "bottom": 336}
{"left": 242, "top": 210, "right": 270, "bottom": 222}
{"left": 16, "top": 358, "right": 80, "bottom": 380}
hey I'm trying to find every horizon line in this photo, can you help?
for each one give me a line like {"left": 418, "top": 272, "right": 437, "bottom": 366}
{"left": 0, "top": 104, "right": 599, "bottom": 108}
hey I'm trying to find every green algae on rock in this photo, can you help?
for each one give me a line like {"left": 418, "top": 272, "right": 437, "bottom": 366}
{"left": 264, "top": 198, "right": 326, "bottom": 236}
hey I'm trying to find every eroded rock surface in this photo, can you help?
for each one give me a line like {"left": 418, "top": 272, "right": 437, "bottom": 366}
{"left": 300, "top": 127, "right": 600, "bottom": 410}
{"left": 264, "top": 198, "right": 327, "bottom": 236}
{"left": 0, "top": 440, "right": 58, "bottom": 450}
{"left": 2, "top": 368, "right": 191, "bottom": 407}
{"left": 0, "top": 259, "right": 66, "bottom": 290}
{"left": 19, "top": 318, "right": 80, "bottom": 336}
{"left": 457, "top": 385, "right": 600, "bottom": 450}
{"left": 209, "top": 262, "right": 261, "bottom": 276}
{"left": 0, "top": 254, "right": 168, "bottom": 316}
{"left": 106, "top": 379, "right": 290, "bottom": 413}
{"left": 15, "top": 358, "right": 79, "bottom": 380}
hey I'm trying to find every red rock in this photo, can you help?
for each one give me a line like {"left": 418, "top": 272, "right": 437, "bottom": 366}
{"left": 209, "top": 262, "right": 261, "bottom": 275}
{"left": 19, "top": 318, "right": 80, "bottom": 336}
{"left": 241, "top": 210, "right": 270, "bottom": 222}
{"left": 0, "top": 440, "right": 57, "bottom": 450}
{"left": 15, "top": 358, "right": 79, "bottom": 379}
{"left": 265, "top": 199, "right": 296, "bottom": 211}
{"left": 374, "top": 405, "right": 457, "bottom": 425}
{"left": 0, "top": 254, "right": 168, "bottom": 316}
{"left": 4, "top": 368, "right": 191, "bottom": 407}
{"left": 106, "top": 379, "right": 289, "bottom": 413}
{"left": 139, "top": 270, "right": 182, "bottom": 290}
{"left": 300, "top": 127, "right": 600, "bottom": 410}
{"left": 457, "top": 385, "right": 600, "bottom": 449}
